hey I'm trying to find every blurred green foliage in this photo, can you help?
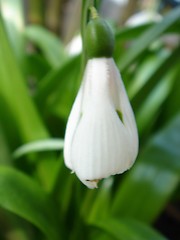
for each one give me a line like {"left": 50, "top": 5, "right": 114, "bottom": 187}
{"left": 0, "top": 0, "right": 179, "bottom": 240}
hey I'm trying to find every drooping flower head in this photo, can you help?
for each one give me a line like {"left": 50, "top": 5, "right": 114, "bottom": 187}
{"left": 64, "top": 7, "right": 138, "bottom": 188}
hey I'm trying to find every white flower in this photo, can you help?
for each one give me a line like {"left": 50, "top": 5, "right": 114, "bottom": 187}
{"left": 64, "top": 57, "right": 138, "bottom": 189}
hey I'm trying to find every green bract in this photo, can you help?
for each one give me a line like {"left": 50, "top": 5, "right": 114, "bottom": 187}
{"left": 85, "top": 17, "right": 115, "bottom": 58}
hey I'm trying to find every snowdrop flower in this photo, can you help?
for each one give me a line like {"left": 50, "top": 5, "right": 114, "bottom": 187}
{"left": 64, "top": 7, "right": 138, "bottom": 189}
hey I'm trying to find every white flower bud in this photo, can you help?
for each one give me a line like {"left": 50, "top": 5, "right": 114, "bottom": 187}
{"left": 64, "top": 58, "right": 138, "bottom": 189}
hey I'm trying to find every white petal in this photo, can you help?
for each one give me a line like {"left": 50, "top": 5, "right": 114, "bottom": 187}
{"left": 71, "top": 102, "right": 132, "bottom": 181}
{"left": 68, "top": 58, "right": 138, "bottom": 188}
{"left": 81, "top": 179, "right": 98, "bottom": 189}
{"left": 63, "top": 86, "right": 83, "bottom": 170}
{"left": 109, "top": 59, "right": 139, "bottom": 161}
{"left": 64, "top": 57, "right": 138, "bottom": 188}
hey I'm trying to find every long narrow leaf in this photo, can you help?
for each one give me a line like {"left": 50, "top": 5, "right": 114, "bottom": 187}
{"left": 25, "top": 25, "right": 67, "bottom": 68}
{"left": 13, "top": 139, "right": 64, "bottom": 158}
{"left": 90, "top": 218, "right": 166, "bottom": 240}
{"left": 0, "top": 123, "right": 11, "bottom": 165}
{"left": 136, "top": 66, "right": 178, "bottom": 135}
{"left": 132, "top": 46, "right": 180, "bottom": 110}
{"left": 0, "top": 18, "right": 49, "bottom": 142}
{"left": 81, "top": 178, "right": 113, "bottom": 223}
{"left": 0, "top": 166, "right": 60, "bottom": 240}
{"left": 119, "top": 7, "right": 180, "bottom": 71}
{"left": 0, "top": 0, "right": 25, "bottom": 64}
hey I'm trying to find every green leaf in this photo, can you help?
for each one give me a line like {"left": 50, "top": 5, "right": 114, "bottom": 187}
{"left": 163, "top": 67, "right": 180, "bottom": 122}
{"left": 115, "top": 20, "right": 180, "bottom": 43}
{"left": 90, "top": 218, "right": 166, "bottom": 240}
{"left": 35, "top": 55, "right": 81, "bottom": 119}
{"left": 0, "top": 166, "right": 60, "bottom": 240}
{"left": 0, "top": 17, "right": 49, "bottom": 142}
{"left": 81, "top": 178, "right": 113, "bottom": 223}
{"left": 36, "top": 55, "right": 80, "bottom": 100}
{"left": 112, "top": 114, "right": 180, "bottom": 222}
{"left": 132, "top": 46, "right": 180, "bottom": 111}
{"left": 128, "top": 50, "right": 170, "bottom": 99}
{"left": 13, "top": 139, "right": 64, "bottom": 158}
{"left": 0, "top": 19, "right": 59, "bottom": 193}
{"left": 115, "top": 23, "right": 152, "bottom": 41}
{"left": 52, "top": 162, "right": 75, "bottom": 219}
{"left": 89, "top": 231, "right": 112, "bottom": 240}
{"left": 25, "top": 53, "right": 51, "bottom": 81}
{"left": 118, "top": 7, "right": 180, "bottom": 71}
{"left": 0, "top": 0, "right": 25, "bottom": 64}
{"left": 0, "top": 122, "right": 11, "bottom": 165}
{"left": 136, "top": 64, "right": 178, "bottom": 135}
{"left": 24, "top": 25, "right": 67, "bottom": 68}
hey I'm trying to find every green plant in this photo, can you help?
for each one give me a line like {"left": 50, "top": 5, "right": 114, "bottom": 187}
{"left": 0, "top": 1, "right": 179, "bottom": 239}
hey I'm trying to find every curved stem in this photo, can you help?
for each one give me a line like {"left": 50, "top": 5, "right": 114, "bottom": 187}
{"left": 81, "top": 0, "right": 91, "bottom": 71}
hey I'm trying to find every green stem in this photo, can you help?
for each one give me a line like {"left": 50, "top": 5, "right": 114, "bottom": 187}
{"left": 81, "top": 0, "right": 90, "bottom": 71}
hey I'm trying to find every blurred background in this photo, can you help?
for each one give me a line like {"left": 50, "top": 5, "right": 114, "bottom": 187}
{"left": 0, "top": 0, "right": 180, "bottom": 240}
